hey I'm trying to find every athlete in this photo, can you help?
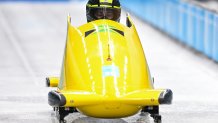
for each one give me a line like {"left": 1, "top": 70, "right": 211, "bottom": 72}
{"left": 86, "top": 0, "right": 121, "bottom": 22}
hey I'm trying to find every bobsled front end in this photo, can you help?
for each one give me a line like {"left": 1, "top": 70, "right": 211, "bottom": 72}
{"left": 46, "top": 15, "right": 172, "bottom": 122}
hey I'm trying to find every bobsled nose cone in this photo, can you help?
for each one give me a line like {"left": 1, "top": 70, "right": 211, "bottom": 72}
{"left": 158, "top": 89, "right": 173, "bottom": 104}
{"left": 48, "top": 91, "right": 66, "bottom": 107}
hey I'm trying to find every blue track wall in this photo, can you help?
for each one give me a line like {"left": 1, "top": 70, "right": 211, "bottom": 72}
{"left": 121, "top": 0, "right": 218, "bottom": 62}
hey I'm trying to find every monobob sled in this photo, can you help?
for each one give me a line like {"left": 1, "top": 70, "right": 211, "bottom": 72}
{"left": 46, "top": 14, "right": 173, "bottom": 123}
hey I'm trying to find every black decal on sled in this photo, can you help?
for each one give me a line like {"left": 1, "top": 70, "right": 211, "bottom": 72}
{"left": 85, "top": 29, "right": 96, "bottom": 37}
{"left": 112, "top": 28, "right": 124, "bottom": 36}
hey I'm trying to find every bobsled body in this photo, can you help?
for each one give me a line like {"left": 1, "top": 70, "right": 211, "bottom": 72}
{"left": 47, "top": 15, "right": 172, "bottom": 119}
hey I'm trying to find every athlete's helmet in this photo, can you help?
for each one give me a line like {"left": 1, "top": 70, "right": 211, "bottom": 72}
{"left": 86, "top": 0, "right": 121, "bottom": 22}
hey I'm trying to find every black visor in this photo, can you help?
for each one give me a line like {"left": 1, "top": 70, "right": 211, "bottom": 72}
{"left": 89, "top": 7, "right": 121, "bottom": 22}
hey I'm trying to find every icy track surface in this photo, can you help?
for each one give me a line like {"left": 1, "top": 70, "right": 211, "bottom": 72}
{"left": 0, "top": 1, "right": 218, "bottom": 123}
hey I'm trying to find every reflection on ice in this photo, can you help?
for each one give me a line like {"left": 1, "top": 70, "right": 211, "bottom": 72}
{"left": 72, "top": 117, "right": 127, "bottom": 123}
{"left": 50, "top": 112, "right": 154, "bottom": 123}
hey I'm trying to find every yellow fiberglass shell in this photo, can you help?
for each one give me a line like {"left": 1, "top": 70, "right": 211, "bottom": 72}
{"left": 55, "top": 16, "right": 167, "bottom": 118}
{"left": 58, "top": 16, "right": 153, "bottom": 92}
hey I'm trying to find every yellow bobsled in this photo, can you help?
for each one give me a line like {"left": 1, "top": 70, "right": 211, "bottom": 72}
{"left": 46, "top": 14, "right": 172, "bottom": 123}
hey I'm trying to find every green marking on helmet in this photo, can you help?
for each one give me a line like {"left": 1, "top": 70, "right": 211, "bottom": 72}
{"left": 86, "top": 0, "right": 121, "bottom": 9}
{"left": 100, "top": 0, "right": 113, "bottom": 4}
